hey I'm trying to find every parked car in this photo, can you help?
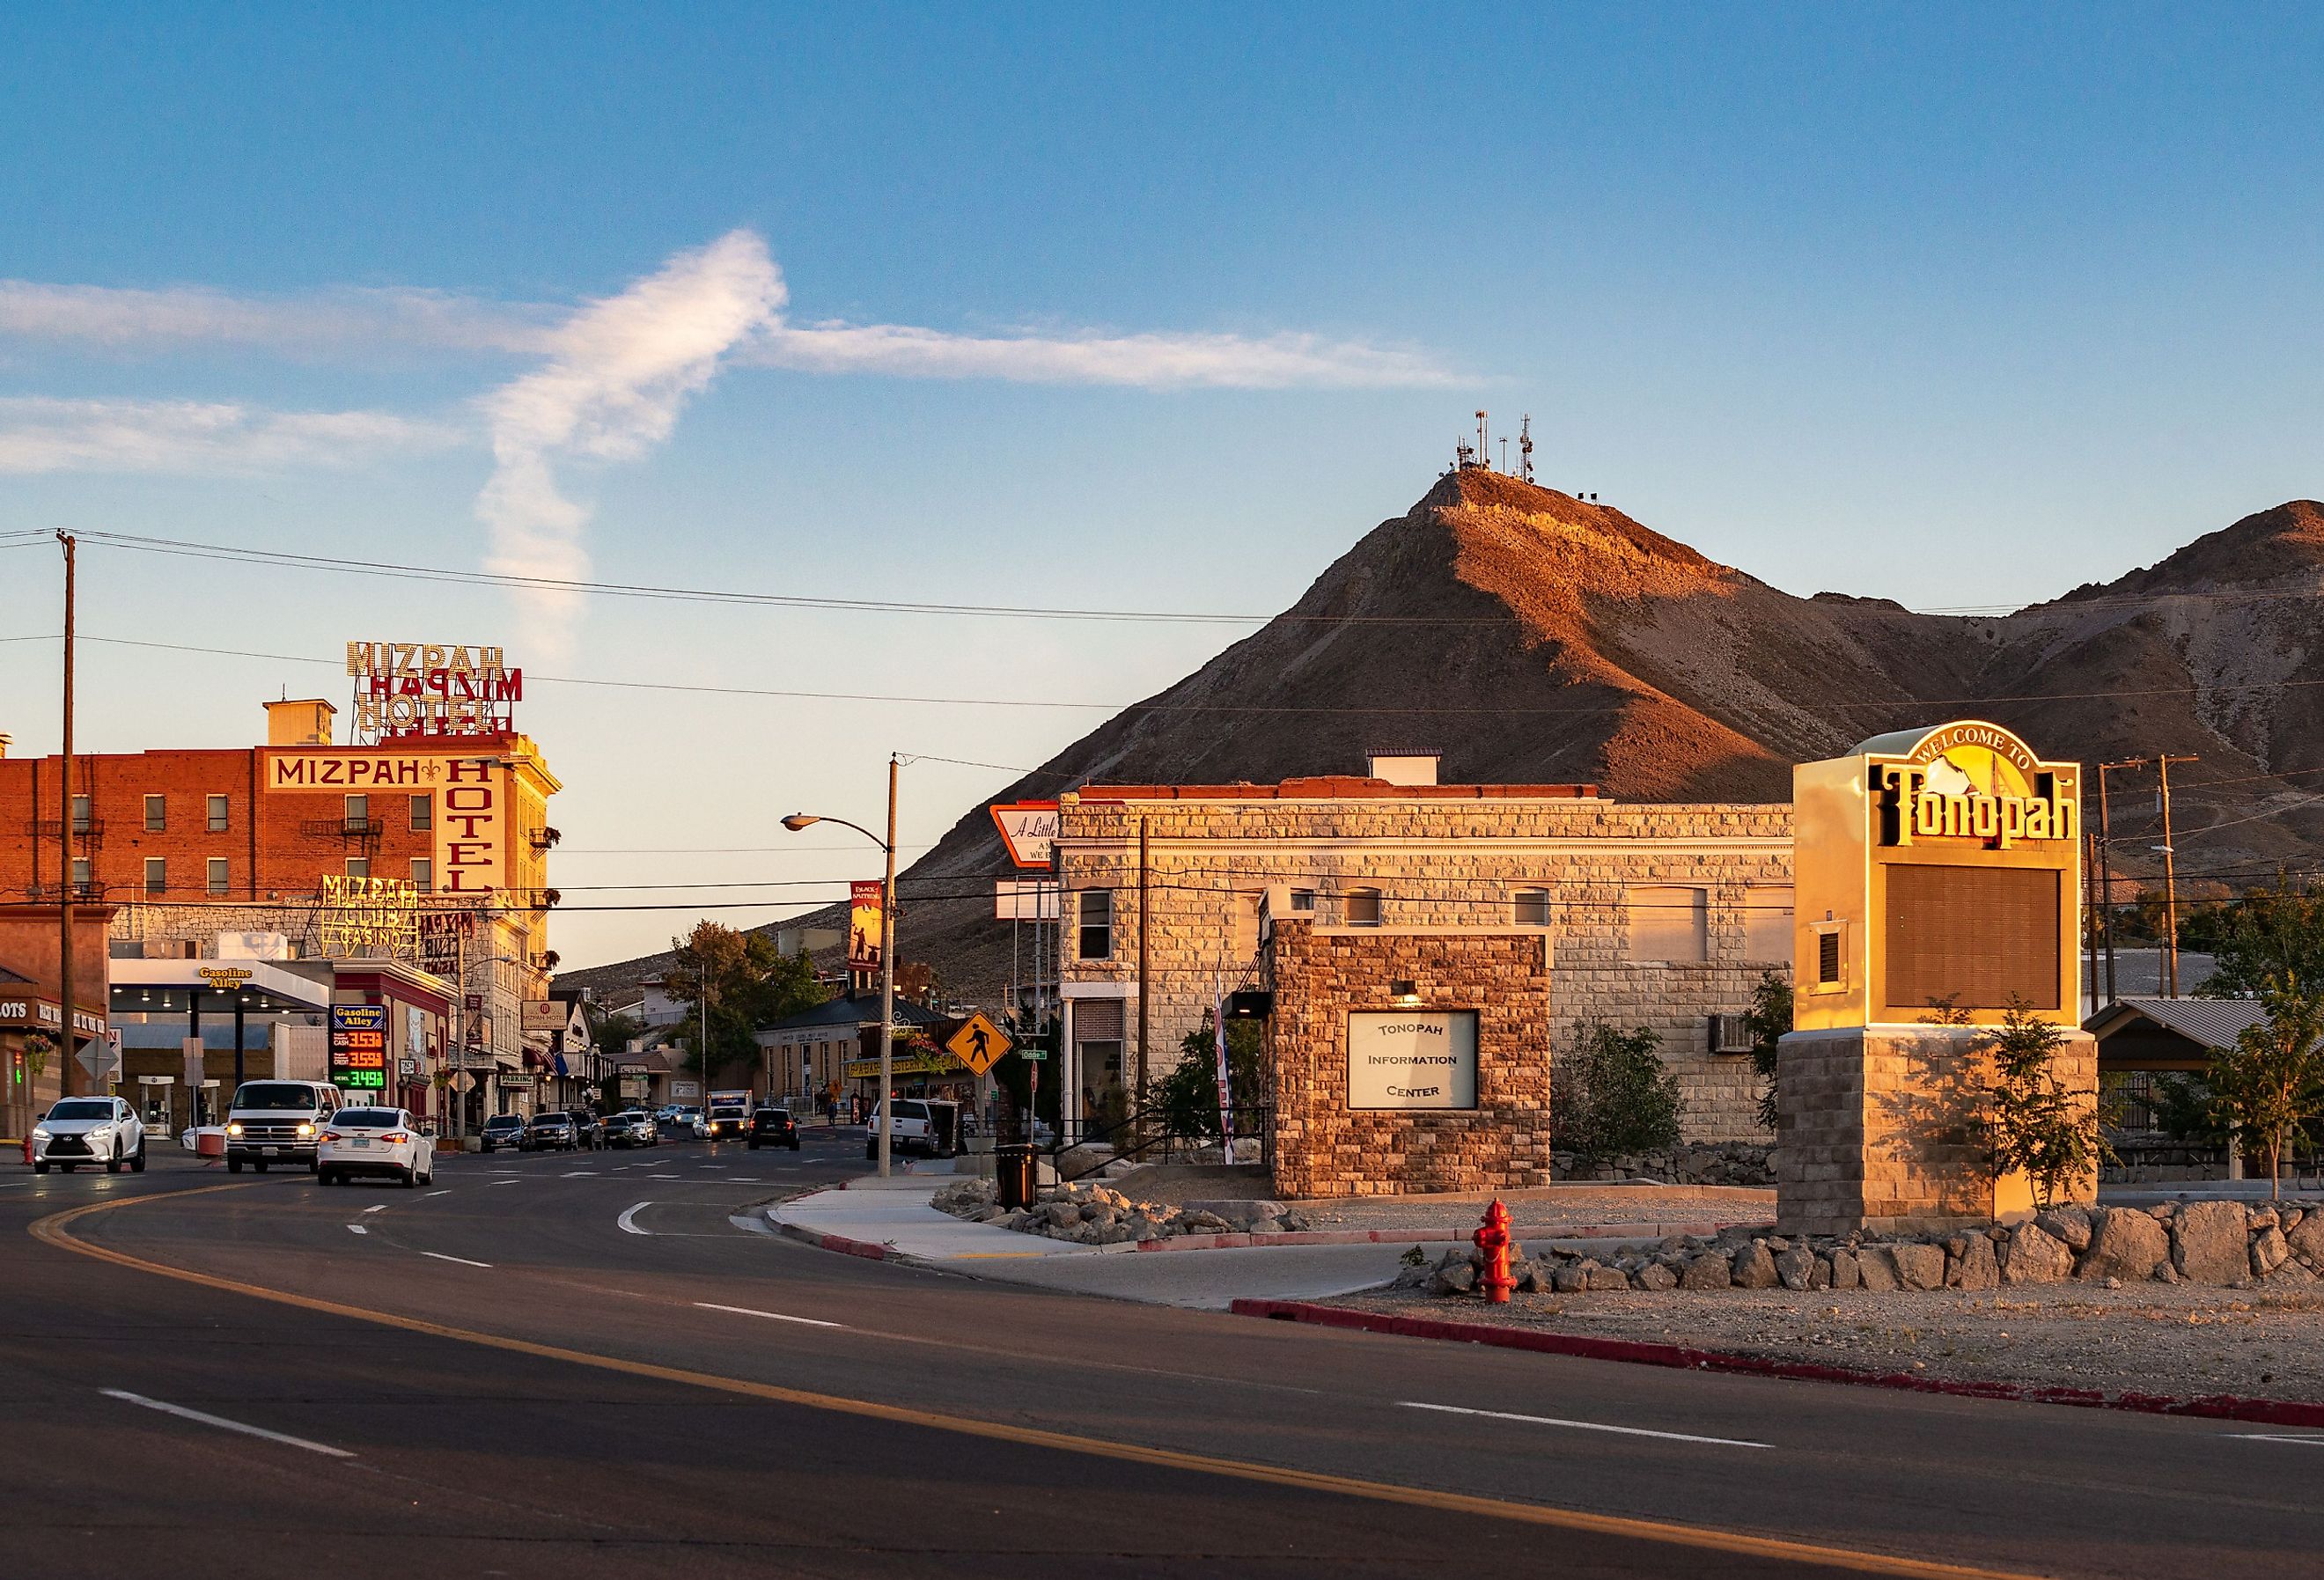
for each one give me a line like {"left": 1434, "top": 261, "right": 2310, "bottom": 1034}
{"left": 31, "top": 1096, "right": 146, "bottom": 1174}
{"left": 522, "top": 1112, "right": 578, "bottom": 1152}
{"left": 317, "top": 1106, "right": 435, "bottom": 1188}
{"left": 223, "top": 1079, "right": 342, "bottom": 1174}
{"left": 666, "top": 1106, "right": 703, "bottom": 1138}
{"left": 747, "top": 1106, "right": 801, "bottom": 1151}
{"left": 864, "top": 1098, "right": 960, "bottom": 1159}
{"left": 567, "top": 1110, "right": 605, "bottom": 1150}
{"left": 603, "top": 1111, "right": 658, "bottom": 1148}
{"left": 480, "top": 1113, "right": 526, "bottom": 1154}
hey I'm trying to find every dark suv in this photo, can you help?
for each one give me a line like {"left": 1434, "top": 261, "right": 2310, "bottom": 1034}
{"left": 481, "top": 1113, "right": 526, "bottom": 1154}
{"left": 522, "top": 1112, "right": 577, "bottom": 1152}
{"left": 747, "top": 1107, "right": 801, "bottom": 1151}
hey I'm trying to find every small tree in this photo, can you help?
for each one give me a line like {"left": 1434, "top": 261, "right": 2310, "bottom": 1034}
{"left": 1553, "top": 1019, "right": 1682, "bottom": 1160}
{"left": 1139, "top": 1016, "right": 1267, "bottom": 1146}
{"left": 1977, "top": 998, "right": 2101, "bottom": 1211}
{"left": 2207, "top": 975, "right": 2324, "bottom": 1199}
{"left": 1742, "top": 970, "right": 1792, "bottom": 1134}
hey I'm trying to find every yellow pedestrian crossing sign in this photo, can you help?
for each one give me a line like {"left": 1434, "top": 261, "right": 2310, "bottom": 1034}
{"left": 945, "top": 1012, "right": 1012, "bottom": 1077}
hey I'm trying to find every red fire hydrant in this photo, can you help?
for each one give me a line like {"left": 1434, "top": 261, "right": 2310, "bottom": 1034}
{"left": 1474, "top": 1198, "right": 1516, "bottom": 1304}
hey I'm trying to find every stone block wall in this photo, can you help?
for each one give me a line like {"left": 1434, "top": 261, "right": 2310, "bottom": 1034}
{"left": 1265, "top": 918, "right": 1554, "bottom": 1198}
{"left": 1778, "top": 1025, "right": 2100, "bottom": 1235}
{"left": 1056, "top": 794, "right": 1792, "bottom": 1140}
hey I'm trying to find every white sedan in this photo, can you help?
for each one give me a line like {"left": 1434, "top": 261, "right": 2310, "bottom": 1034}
{"left": 32, "top": 1097, "right": 147, "bottom": 1174}
{"left": 316, "top": 1106, "right": 435, "bottom": 1188}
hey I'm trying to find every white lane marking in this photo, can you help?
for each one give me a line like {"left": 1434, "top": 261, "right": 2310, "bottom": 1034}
{"left": 489, "top": 1180, "right": 520, "bottom": 1187}
{"left": 617, "top": 1202, "right": 654, "bottom": 1235}
{"left": 694, "top": 1301, "right": 844, "bottom": 1330}
{"left": 362, "top": 1205, "right": 387, "bottom": 1214}
{"left": 419, "top": 1251, "right": 493, "bottom": 1268}
{"left": 1399, "top": 1401, "right": 1770, "bottom": 1449}
{"left": 102, "top": 1390, "right": 355, "bottom": 1459}
{"left": 561, "top": 1171, "right": 599, "bottom": 1178}
{"left": 649, "top": 1173, "right": 682, "bottom": 1180}
{"left": 345, "top": 1224, "right": 369, "bottom": 1235}
{"left": 425, "top": 1189, "right": 452, "bottom": 1198}
{"left": 2228, "top": 1433, "right": 2324, "bottom": 1446}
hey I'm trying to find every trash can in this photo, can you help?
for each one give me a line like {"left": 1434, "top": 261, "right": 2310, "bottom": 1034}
{"left": 996, "top": 1143, "right": 1038, "bottom": 1211}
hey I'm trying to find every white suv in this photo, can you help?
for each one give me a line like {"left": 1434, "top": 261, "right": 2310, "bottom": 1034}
{"left": 32, "top": 1097, "right": 147, "bottom": 1174}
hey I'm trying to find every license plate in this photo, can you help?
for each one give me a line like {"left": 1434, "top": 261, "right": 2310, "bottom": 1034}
{"left": 268, "top": 1146, "right": 287, "bottom": 1155}
{"left": 352, "top": 1137, "right": 371, "bottom": 1149}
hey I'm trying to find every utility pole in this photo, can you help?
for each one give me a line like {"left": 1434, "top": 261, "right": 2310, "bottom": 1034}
{"left": 1136, "top": 818, "right": 1151, "bottom": 1113}
{"left": 2096, "top": 759, "right": 2144, "bottom": 1007}
{"left": 701, "top": 933, "right": 714, "bottom": 1131}
{"left": 57, "top": 532, "right": 76, "bottom": 1104}
{"left": 878, "top": 753, "right": 898, "bottom": 1179}
{"left": 2158, "top": 754, "right": 2197, "bottom": 997}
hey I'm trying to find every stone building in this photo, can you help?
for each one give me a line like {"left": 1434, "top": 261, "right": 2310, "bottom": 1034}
{"left": 1051, "top": 756, "right": 1795, "bottom": 1152}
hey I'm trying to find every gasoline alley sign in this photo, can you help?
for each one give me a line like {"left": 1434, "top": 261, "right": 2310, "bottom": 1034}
{"left": 347, "top": 642, "right": 521, "bottom": 743}
{"left": 1875, "top": 722, "right": 2078, "bottom": 851}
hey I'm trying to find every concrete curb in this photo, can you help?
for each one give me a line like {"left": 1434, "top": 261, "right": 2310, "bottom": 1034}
{"left": 768, "top": 1218, "right": 918, "bottom": 1265}
{"left": 1227, "top": 1299, "right": 2324, "bottom": 1429}
{"left": 1131, "top": 1220, "right": 1760, "bottom": 1252}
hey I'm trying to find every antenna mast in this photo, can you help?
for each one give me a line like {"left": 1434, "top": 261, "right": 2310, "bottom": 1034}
{"left": 1518, "top": 415, "right": 1534, "bottom": 483}
{"left": 1475, "top": 411, "right": 1489, "bottom": 472}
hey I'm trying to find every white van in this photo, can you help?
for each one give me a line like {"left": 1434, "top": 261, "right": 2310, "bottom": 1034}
{"left": 224, "top": 1079, "right": 343, "bottom": 1173}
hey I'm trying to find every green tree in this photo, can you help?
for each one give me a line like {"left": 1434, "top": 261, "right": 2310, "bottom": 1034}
{"left": 1976, "top": 998, "right": 2102, "bottom": 1211}
{"left": 590, "top": 1009, "right": 639, "bottom": 1060}
{"left": 1552, "top": 1019, "right": 1682, "bottom": 1160}
{"left": 2207, "top": 974, "right": 2324, "bottom": 1199}
{"left": 1138, "top": 1016, "right": 1268, "bottom": 1144}
{"left": 661, "top": 922, "right": 823, "bottom": 1084}
{"left": 1742, "top": 969, "right": 1793, "bottom": 1134}
{"left": 2195, "top": 879, "right": 2324, "bottom": 1000}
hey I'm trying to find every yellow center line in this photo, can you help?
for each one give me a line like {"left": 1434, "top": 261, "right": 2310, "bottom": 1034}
{"left": 30, "top": 1188, "right": 2047, "bottom": 1580}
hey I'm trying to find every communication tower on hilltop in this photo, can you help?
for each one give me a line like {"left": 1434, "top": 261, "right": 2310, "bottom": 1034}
{"left": 1518, "top": 415, "right": 1534, "bottom": 483}
{"left": 1475, "top": 411, "right": 1489, "bottom": 472}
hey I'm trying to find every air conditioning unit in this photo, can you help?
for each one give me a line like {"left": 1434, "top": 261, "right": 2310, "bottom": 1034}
{"left": 1708, "top": 1013, "right": 1754, "bottom": 1055}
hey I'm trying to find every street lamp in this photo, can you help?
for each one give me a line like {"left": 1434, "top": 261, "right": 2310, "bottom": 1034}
{"left": 784, "top": 755, "right": 899, "bottom": 1177}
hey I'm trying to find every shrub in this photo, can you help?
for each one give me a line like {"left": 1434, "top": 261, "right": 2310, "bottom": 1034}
{"left": 1977, "top": 998, "right": 2101, "bottom": 1211}
{"left": 1553, "top": 1019, "right": 1682, "bottom": 1160}
{"left": 1742, "top": 969, "right": 1792, "bottom": 1134}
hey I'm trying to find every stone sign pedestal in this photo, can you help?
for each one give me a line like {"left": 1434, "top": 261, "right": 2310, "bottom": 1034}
{"left": 1776, "top": 1025, "right": 2098, "bottom": 1237}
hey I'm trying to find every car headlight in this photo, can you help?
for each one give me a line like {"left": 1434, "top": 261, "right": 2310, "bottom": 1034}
{"left": 296, "top": 1122, "right": 314, "bottom": 1137}
{"left": 227, "top": 1122, "right": 244, "bottom": 1136}
{"left": 30, "top": 1127, "right": 48, "bottom": 1141}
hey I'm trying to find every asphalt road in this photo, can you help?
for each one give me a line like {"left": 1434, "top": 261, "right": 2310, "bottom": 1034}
{"left": 4, "top": 1131, "right": 2318, "bottom": 1579}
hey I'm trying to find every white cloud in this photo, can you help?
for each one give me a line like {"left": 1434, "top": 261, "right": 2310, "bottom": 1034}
{"left": 474, "top": 230, "right": 786, "bottom": 655}
{"left": 749, "top": 320, "right": 1457, "bottom": 388}
{"left": 0, "top": 396, "right": 460, "bottom": 474}
{"left": 0, "top": 281, "right": 555, "bottom": 356}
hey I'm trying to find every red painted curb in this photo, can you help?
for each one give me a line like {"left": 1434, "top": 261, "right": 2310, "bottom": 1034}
{"left": 1227, "top": 1298, "right": 2324, "bottom": 1429}
{"left": 1129, "top": 1220, "right": 1764, "bottom": 1252}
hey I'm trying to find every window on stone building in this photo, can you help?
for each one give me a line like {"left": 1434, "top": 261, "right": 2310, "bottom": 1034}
{"left": 207, "top": 857, "right": 229, "bottom": 896}
{"left": 1344, "top": 887, "right": 1382, "bottom": 926}
{"left": 206, "top": 794, "right": 230, "bottom": 832}
{"left": 411, "top": 857, "right": 432, "bottom": 893}
{"left": 1627, "top": 886, "right": 1708, "bottom": 962}
{"left": 1744, "top": 886, "right": 1794, "bottom": 962}
{"left": 143, "top": 794, "right": 166, "bottom": 832}
{"left": 1512, "top": 888, "right": 1551, "bottom": 926}
{"left": 346, "top": 856, "right": 371, "bottom": 879}
{"left": 409, "top": 794, "right": 432, "bottom": 832}
{"left": 1077, "top": 890, "right": 1114, "bottom": 960}
{"left": 343, "top": 794, "right": 370, "bottom": 833}
{"left": 143, "top": 856, "right": 166, "bottom": 894}
{"left": 70, "top": 796, "right": 92, "bottom": 834}
{"left": 1290, "top": 889, "right": 1316, "bottom": 912}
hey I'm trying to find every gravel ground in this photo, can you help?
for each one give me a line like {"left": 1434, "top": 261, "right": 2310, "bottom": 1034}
{"left": 1293, "top": 1187, "right": 1774, "bottom": 1238}
{"left": 1324, "top": 1282, "right": 2324, "bottom": 1402}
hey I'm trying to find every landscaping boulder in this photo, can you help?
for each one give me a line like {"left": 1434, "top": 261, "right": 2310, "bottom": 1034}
{"left": 1429, "top": 1260, "right": 1478, "bottom": 1296}
{"left": 1635, "top": 1260, "right": 1679, "bottom": 1291}
{"left": 1857, "top": 1247, "right": 1901, "bottom": 1291}
{"left": 2035, "top": 1205, "right": 2093, "bottom": 1253}
{"left": 2252, "top": 1226, "right": 2291, "bottom": 1278}
{"left": 2078, "top": 1207, "right": 2169, "bottom": 1282}
{"left": 1586, "top": 1264, "right": 1632, "bottom": 1291}
{"left": 1826, "top": 1249, "right": 1860, "bottom": 1290}
{"left": 1891, "top": 1242, "right": 1946, "bottom": 1291}
{"left": 2171, "top": 1200, "right": 2251, "bottom": 1286}
{"left": 1774, "top": 1246, "right": 1816, "bottom": 1292}
{"left": 1946, "top": 1234, "right": 2000, "bottom": 1292}
{"left": 1732, "top": 1241, "right": 1780, "bottom": 1290}
{"left": 1552, "top": 1262, "right": 1590, "bottom": 1294}
{"left": 1679, "top": 1253, "right": 1732, "bottom": 1290}
{"left": 2286, "top": 1210, "right": 2324, "bottom": 1273}
{"left": 2000, "top": 1221, "right": 2073, "bottom": 1284}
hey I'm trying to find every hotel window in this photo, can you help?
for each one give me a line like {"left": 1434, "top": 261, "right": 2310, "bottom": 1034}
{"left": 143, "top": 857, "right": 166, "bottom": 895}
{"left": 70, "top": 795, "right": 92, "bottom": 834}
{"left": 1077, "top": 890, "right": 1114, "bottom": 960}
{"left": 70, "top": 857, "right": 91, "bottom": 894}
{"left": 343, "top": 793, "right": 370, "bottom": 833}
{"left": 409, "top": 793, "right": 432, "bottom": 832}
{"left": 1344, "top": 887, "right": 1383, "bottom": 926}
{"left": 411, "top": 857, "right": 433, "bottom": 893}
{"left": 143, "top": 794, "right": 166, "bottom": 832}
{"left": 345, "top": 856, "right": 371, "bottom": 879}
{"left": 206, "top": 793, "right": 230, "bottom": 832}
{"left": 207, "top": 857, "right": 230, "bottom": 896}
{"left": 1627, "top": 886, "right": 1708, "bottom": 963}
{"left": 1512, "top": 888, "right": 1552, "bottom": 926}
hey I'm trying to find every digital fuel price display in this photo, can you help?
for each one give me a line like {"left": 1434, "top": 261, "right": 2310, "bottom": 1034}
{"left": 329, "top": 1005, "right": 390, "bottom": 1092}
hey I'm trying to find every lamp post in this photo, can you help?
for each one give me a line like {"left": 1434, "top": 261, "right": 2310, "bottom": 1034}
{"left": 784, "top": 755, "right": 899, "bottom": 1177}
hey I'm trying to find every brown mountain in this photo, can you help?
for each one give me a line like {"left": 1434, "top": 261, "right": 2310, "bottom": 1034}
{"left": 560, "top": 474, "right": 2324, "bottom": 1003}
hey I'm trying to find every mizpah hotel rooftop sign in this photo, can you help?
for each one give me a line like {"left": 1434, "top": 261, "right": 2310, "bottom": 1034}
{"left": 346, "top": 642, "right": 522, "bottom": 744}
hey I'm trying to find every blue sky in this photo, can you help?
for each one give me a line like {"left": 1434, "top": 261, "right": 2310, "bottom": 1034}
{"left": 5, "top": 6, "right": 2323, "bottom": 966}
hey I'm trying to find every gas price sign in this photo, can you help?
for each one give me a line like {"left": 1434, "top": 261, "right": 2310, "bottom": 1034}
{"left": 330, "top": 1005, "right": 390, "bottom": 1092}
